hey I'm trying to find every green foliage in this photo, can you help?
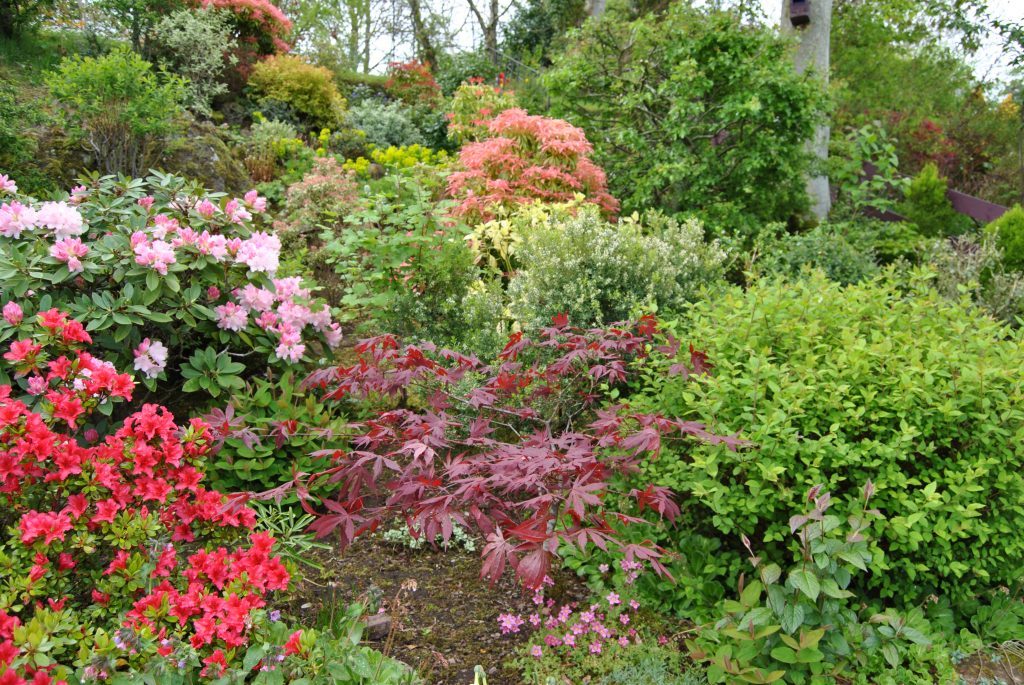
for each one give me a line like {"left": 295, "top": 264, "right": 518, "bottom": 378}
{"left": 242, "top": 114, "right": 315, "bottom": 184}
{"left": 0, "top": 0, "right": 58, "bottom": 36}
{"left": 148, "top": 7, "right": 238, "bottom": 116}
{"left": 345, "top": 100, "right": 424, "bottom": 148}
{"left": 500, "top": 0, "right": 586, "bottom": 67}
{"left": 320, "top": 171, "right": 480, "bottom": 348}
{"left": 759, "top": 226, "right": 878, "bottom": 286}
{"left": 0, "top": 79, "right": 55, "bottom": 195}
{"left": 248, "top": 54, "right": 347, "bottom": 129}
{"left": 381, "top": 520, "right": 477, "bottom": 552}
{"left": 986, "top": 204, "right": 1024, "bottom": 271}
{"left": 689, "top": 488, "right": 955, "bottom": 685}
{"left": 507, "top": 205, "right": 726, "bottom": 329}
{"left": 901, "top": 162, "right": 970, "bottom": 238}
{"left": 207, "top": 370, "right": 348, "bottom": 492}
{"left": 433, "top": 51, "right": 503, "bottom": 96}
{"left": 830, "top": 122, "right": 908, "bottom": 215}
{"left": 46, "top": 47, "right": 186, "bottom": 177}
{"left": 180, "top": 345, "right": 246, "bottom": 397}
{"left": 634, "top": 273, "right": 1024, "bottom": 608}
{"left": 545, "top": 4, "right": 826, "bottom": 225}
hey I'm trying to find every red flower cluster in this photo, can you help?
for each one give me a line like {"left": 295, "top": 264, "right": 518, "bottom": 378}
{"left": 447, "top": 109, "right": 619, "bottom": 222}
{"left": 0, "top": 311, "right": 293, "bottom": 681}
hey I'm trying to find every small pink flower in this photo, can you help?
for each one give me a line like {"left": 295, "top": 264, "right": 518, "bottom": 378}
{"left": 598, "top": 563, "right": 609, "bottom": 573}
{"left": 27, "top": 375, "right": 47, "bottom": 395}
{"left": 3, "top": 301, "right": 23, "bottom": 326}
{"left": 137, "top": 196, "right": 155, "bottom": 210}
{"left": 657, "top": 635, "right": 668, "bottom": 646}
{"left": 629, "top": 599, "right": 640, "bottom": 611}
{"left": 530, "top": 645, "right": 542, "bottom": 658}
{"left": 619, "top": 613, "right": 630, "bottom": 625}
{"left": 196, "top": 199, "right": 217, "bottom": 218}
{"left": 589, "top": 641, "right": 602, "bottom": 654}
{"left": 207, "top": 286, "right": 221, "bottom": 300}
{"left": 606, "top": 592, "right": 620, "bottom": 606}
{"left": 498, "top": 613, "right": 525, "bottom": 635}
{"left": 0, "top": 174, "right": 16, "bottom": 193}
{"left": 618, "top": 636, "right": 630, "bottom": 647}
{"left": 528, "top": 614, "right": 541, "bottom": 627}
{"left": 85, "top": 428, "right": 99, "bottom": 443}
{"left": 562, "top": 633, "right": 575, "bottom": 647}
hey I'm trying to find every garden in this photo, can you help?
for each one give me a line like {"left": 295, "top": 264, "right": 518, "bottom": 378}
{"left": 1, "top": 0, "right": 1024, "bottom": 682}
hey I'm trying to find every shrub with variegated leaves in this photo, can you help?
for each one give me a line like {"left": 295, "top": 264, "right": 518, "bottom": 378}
{"left": 0, "top": 171, "right": 342, "bottom": 414}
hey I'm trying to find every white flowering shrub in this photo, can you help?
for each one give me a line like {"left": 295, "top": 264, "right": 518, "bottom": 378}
{"left": 508, "top": 206, "right": 726, "bottom": 329}
{"left": 0, "top": 171, "right": 341, "bottom": 414}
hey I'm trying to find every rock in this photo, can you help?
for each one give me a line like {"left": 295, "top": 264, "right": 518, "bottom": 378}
{"left": 161, "top": 119, "right": 251, "bottom": 193}
{"left": 365, "top": 612, "right": 392, "bottom": 640}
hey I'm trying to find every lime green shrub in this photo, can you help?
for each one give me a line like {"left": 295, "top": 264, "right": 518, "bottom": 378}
{"left": 900, "top": 162, "right": 970, "bottom": 237}
{"left": 47, "top": 47, "right": 186, "bottom": 176}
{"left": 636, "top": 273, "right": 1024, "bottom": 607}
{"left": 248, "top": 54, "right": 346, "bottom": 128}
{"left": 760, "top": 225, "right": 878, "bottom": 285}
{"left": 985, "top": 204, "right": 1024, "bottom": 272}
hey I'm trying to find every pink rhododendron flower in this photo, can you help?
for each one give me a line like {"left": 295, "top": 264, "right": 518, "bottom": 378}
{"left": 151, "top": 214, "right": 179, "bottom": 240}
{"left": 50, "top": 237, "right": 89, "bottom": 273}
{"left": 244, "top": 189, "right": 267, "bottom": 212}
{"left": 215, "top": 302, "right": 248, "bottom": 332}
{"left": 271, "top": 276, "right": 308, "bottom": 300}
{"left": 195, "top": 198, "right": 218, "bottom": 218}
{"left": 237, "top": 284, "right": 276, "bottom": 312}
{"left": 225, "top": 198, "right": 251, "bottom": 224}
{"left": 235, "top": 231, "right": 280, "bottom": 274}
{"left": 0, "top": 200, "right": 38, "bottom": 238}
{"left": 323, "top": 322, "right": 343, "bottom": 348}
{"left": 207, "top": 286, "right": 221, "bottom": 300}
{"left": 137, "top": 196, "right": 155, "bottom": 210}
{"left": 133, "top": 239, "right": 177, "bottom": 275}
{"left": 0, "top": 174, "right": 16, "bottom": 193}
{"left": 35, "top": 201, "right": 85, "bottom": 240}
{"left": 69, "top": 185, "right": 89, "bottom": 204}
{"left": 133, "top": 338, "right": 168, "bottom": 379}
{"left": 3, "top": 301, "right": 22, "bottom": 326}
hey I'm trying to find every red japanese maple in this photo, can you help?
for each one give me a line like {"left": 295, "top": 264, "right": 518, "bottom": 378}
{"left": 279, "top": 316, "right": 743, "bottom": 589}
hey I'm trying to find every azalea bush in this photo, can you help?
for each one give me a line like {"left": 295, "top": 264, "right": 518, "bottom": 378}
{"left": 384, "top": 60, "right": 441, "bottom": 106}
{"left": 0, "top": 311, "right": 413, "bottom": 683}
{"left": 291, "top": 316, "right": 745, "bottom": 589}
{"left": 196, "top": 0, "right": 293, "bottom": 65}
{"left": 0, "top": 172, "right": 341, "bottom": 413}
{"left": 447, "top": 108, "right": 618, "bottom": 222}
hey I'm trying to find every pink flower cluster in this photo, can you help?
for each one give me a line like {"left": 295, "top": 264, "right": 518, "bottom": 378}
{"left": 0, "top": 200, "right": 84, "bottom": 241}
{"left": 219, "top": 278, "right": 342, "bottom": 361}
{"left": 500, "top": 562, "right": 660, "bottom": 661}
{"left": 49, "top": 238, "right": 89, "bottom": 273}
{"left": 133, "top": 338, "right": 169, "bottom": 379}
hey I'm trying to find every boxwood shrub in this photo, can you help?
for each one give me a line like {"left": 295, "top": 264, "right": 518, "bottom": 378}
{"left": 634, "top": 271, "right": 1024, "bottom": 608}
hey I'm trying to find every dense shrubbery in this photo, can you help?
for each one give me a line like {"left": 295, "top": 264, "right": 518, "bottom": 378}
{"left": 759, "top": 225, "right": 878, "bottom": 286}
{"left": 900, "top": 163, "right": 970, "bottom": 238}
{"left": 545, "top": 4, "right": 826, "bottom": 225}
{"left": 507, "top": 205, "right": 725, "bottom": 329}
{"left": 447, "top": 79, "right": 518, "bottom": 144}
{"left": 345, "top": 100, "right": 424, "bottom": 148}
{"left": 149, "top": 8, "right": 238, "bottom": 116}
{"left": 47, "top": 48, "right": 187, "bottom": 177}
{"left": 0, "top": 173, "right": 341, "bottom": 412}
{"left": 248, "top": 55, "right": 347, "bottom": 129}
{"left": 985, "top": 204, "right": 1024, "bottom": 272}
{"left": 634, "top": 273, "right": 1024, "bottom": 609}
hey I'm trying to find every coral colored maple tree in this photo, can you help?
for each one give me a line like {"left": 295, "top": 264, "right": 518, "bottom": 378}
{"left": 288, "top": 315, "right": 743, "bottom": 590}
{"left": 447, "top": 109, "right": 619, "bottom": 222}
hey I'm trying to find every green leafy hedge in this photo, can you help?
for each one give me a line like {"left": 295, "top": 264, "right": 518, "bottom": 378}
{"left": 635, "top": 272, "right": 1024, "bottom": 608}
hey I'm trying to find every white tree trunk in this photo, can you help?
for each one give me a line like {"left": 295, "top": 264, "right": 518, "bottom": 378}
{"left": 781, "top": 0, "right": 832, "bottom": 220}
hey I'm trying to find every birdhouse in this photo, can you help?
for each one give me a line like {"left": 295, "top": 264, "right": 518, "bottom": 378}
{"left": 789, "top": 0, "right": 810, "bottom": 26}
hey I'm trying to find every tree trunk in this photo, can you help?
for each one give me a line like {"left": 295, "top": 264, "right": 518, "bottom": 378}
{"left": 407, "top": 0, "right": 437, "bottom": 67}
{"left": 781, "top": 0, "right": 833, "bottom": 220}
{"left": 0, "top": 0, "right": 17, "bottom": 39}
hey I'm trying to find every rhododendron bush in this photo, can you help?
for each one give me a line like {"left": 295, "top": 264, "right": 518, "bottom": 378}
{"left": 0, "top": 314, "right": 413, "bottom": 683}
{"left": 447, "top": 108, "right": 619, "bottom": 222}
{"left": 0, "top": 172, "right": 341, "bottom": 411}
{"left": 287, "top": 316, "right": 744, "bottom": 590}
